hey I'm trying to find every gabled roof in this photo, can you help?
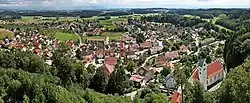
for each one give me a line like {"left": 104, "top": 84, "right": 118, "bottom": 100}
{"left": 171, "top": 91, "right": 181, "bottom": 103}
{"left": 130, "top": 75, "right": 144, "bottom": 82}
{"left": 156, "top": 56, "right": 166, "bottom": 65}
{"left": 140, "top": 42, "right": 152, "bottom": 48}
{"left": 105, "top": 64, "right": 115, "bottom": 75}
{"left": 191, "top": 66, "right": 199, "bottom": 80}
{"left": 104, "top": 57, "right": 117, "bottom": 65}
{"left": 191, "top": 59, "right": 224, "bottom": 80}
{"left": 165, "top": 51, "right": 179, "bottom": 59}
{"left": 207, "top": 59, "right": 223, "bottom": 78}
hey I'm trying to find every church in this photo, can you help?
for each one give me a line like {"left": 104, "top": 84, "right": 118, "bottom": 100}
{"left": 191, "top": 59, "right": 224, "bottom": 90}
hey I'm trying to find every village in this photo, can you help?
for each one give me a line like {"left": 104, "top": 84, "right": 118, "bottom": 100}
{"left": 0, "top": 14, "right": 227, "bottom": 103}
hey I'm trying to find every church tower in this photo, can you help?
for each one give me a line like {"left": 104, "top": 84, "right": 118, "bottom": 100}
{"left": 198, "top": 59, "right": 207, "bottom": 90}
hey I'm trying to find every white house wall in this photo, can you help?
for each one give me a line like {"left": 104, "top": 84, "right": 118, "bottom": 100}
{"left": 207, "top": 71, "right": 224, "bottom": 86}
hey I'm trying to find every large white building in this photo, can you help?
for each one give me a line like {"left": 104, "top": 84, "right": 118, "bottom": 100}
{"left": 191, "top": 59, "right": 224, "bottom": 90}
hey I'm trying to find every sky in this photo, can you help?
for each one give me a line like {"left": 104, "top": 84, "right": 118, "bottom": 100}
{"left": 0, "top": 0, "right": 250, "bottom": 10}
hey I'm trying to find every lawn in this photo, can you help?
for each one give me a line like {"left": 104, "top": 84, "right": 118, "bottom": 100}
{"left": 99, "top": 20, "right": 117, "bottom": 29}
{"left": 83, "top": 32, "right": 123, "bottom": 40}
{"left": 0, "top": 29, "right": 14, "bottom": 40}
{"left": 55, "top": 32, "right": 79, "bottom": 41}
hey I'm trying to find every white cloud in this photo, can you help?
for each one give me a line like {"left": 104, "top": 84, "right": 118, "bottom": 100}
{"left": 0, "top": 0, "right": 249, "bottom": 8}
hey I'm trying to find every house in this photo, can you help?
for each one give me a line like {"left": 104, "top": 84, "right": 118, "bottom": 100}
{"left": 150, "top": 46, "right": 163, "bottom": 54}
{"left": 104, "top": 64, "right": 115, "bottom": 75}
{"left": 104, "top": 57, "right": 117, "bottom": 75}
{"left": 165, "top": 51, "right": 179, "bottom": 60}
{"left": 140, "top": 42, "right": 152, "bottom": 49}
{"left": 166, "top": 62, "right": 174, "bottom": 69}
{"left": 200, "top": 38, "right": 215, "bottom": 46}
{"left": 155, "top": 56, "right": 166, "bottom": 67}
{"left": 165, "top": 73, "right": 176, "bottom": 89}
{"left": 96, "top": 50, "right": 105, "bottom": 59}
{"left": 171, "top": 91, "right": 181, "bottom": 103}
{"left": 120, "top": 42, "right": 126, "bottom": 57}
{"left": 131, "top": 67, "right": 158, "bottom": 86}
{"left": 191, "top": 59, "right": 224, "bottom": 90}
{"left": 127, "top": 50, "right": 136, "bottom": 60}
{"left": 179, "top": 45, "right": 188, "bottom": 53}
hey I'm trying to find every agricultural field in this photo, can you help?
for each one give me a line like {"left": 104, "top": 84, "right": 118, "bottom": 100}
{"left": 83, "top": 32, "right": 122, "bottom": 40}
{"left": 19, "top": 16, "right": 81, "bottom": 23}
{"left": 55, "top": 32, "right": 79, "bottom": 41}
{"left": 184, "top": 14, "right": 233, "bottom": 32}
{"left": 184, "top": 14, "right": 200, "bottom": 19}
{"left": 0, "top": 28, "right": 14, "bottom": 39}
{"left": 0, "top": 24, "right": 37, "bottom": 30}
{"left": 208, "top": 17, "right": 233, "bottom": 32}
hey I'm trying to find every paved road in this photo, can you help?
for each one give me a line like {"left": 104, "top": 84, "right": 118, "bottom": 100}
{"left": 124, "top": 88, "right": 143, "bottom": 100}
{"left": 141, "top": 53, "right": 161, "bottom": 67}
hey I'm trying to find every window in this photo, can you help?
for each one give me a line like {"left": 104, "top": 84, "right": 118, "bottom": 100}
{"left": 210, "top": 78, "right": 212, "bottom": 82}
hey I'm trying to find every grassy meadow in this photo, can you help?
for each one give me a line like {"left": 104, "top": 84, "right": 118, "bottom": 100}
{"left": 83, "top": 32, "right": 123, "bottom": 40}
{"left": 0, "top": 29, "right": 14, "bottom": 40}
{"left": 55, "top": 32, "right": 79, "bottom": 41}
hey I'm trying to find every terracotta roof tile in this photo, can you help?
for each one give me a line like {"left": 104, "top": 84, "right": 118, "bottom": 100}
{"left": 171, "top": 91, "right": 181, "bottom": 103}
{"left": 165, "top": 51, "right": 179, "bottom": 59}
{"left": 130, "top": 75, "right": 144, "bottom": 82}
{"left": 207, "top": 59, "right": 223, "bottom": 78}
{"left": 104, "top": 57, "right": 117, "bottom": 65}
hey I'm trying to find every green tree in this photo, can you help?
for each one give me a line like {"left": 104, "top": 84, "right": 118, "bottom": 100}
{"left": 174, "top": 67, "right": 186, "bottom": 103}
{"left": 192, "top": 81, "right": 205, "bottom": 103}
{"left": 126, "top": 61, "right": 136, "bottom": 74}
{"left": 86, "top": 64, "right": 96, "bottom": 74}
{"left": 205, "top": 55, "right": 212, "bottom": 64}
{"left": 217, "top": 59, "right": 250, "bottom": 103}
{"left": 90, "top": 66, "right": 108, "bottom": 93}
{"left": 162, "top": 46, "right": 169, "bottom": 52}
{"left": 160, "top": 67, "right": 171, "bottom": 77}
{"left": 144, "top": 93, "right": 167, "bottom": 103}
{"left": 107, "top": 68, "right": 129, "bottom": 95}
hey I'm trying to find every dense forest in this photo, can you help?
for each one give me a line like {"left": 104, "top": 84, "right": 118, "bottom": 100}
{"left": 141, "top": 14, "right": 205, "bottom": 27}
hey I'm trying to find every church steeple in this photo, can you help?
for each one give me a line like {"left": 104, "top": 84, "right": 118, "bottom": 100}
{"left": 198, "top": 59, "right": 207, "bottom": 90}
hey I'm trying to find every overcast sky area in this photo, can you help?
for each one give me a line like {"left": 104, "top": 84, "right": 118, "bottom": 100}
{"left": 0, "top": 0, "right": 250, "bottom": 10}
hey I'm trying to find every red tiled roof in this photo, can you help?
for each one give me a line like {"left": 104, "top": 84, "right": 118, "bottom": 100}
{"left": 171, "top": 91, "right": 181, "bottom": 103}
{"left": 33, "top": 49, "right": 43, "bottom": 54}
{"left": 33, "top": 41, "right": 39, "bottom": 47}
{"left": 18, "top": 43, "right": 24, "bottom": 49}
{"left": 105, "top": 64, "right": 115, "bottom": 75}
{"left": 156, "top": 56, "right": 166, "bottom": 65}
{"left": 165, "top": 51, "right": 179, "bottom": 59}
{"left": 140, "top": 42, "right": 152, "bottom": 48}
{"left": 166, "top": 62, "right": 174, "bottom": 68}
{"left": 104, "top": 57, "right": 117, "bottom": 65}
{"left": 191, "top": 59, "right": 224, "bottom": 80}
{"left": 207, "top": 59, "right": 223, "bottom": 78}
{"left": 191, "top": 67, "right": 199, "bottom": 80}
{"left": 10, "top": 43, "right": 17, "bottom": 47}
{"left": 130, "top": 75, "right": 144, "bottom": 82}
{"left": 96, "top": 50, "right": 105, "bottom": 55}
